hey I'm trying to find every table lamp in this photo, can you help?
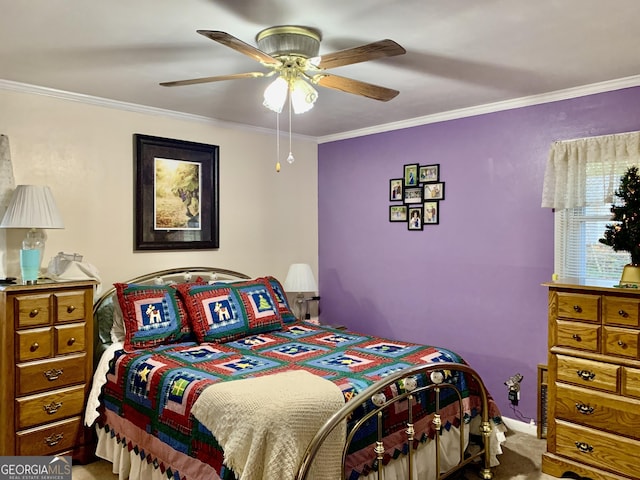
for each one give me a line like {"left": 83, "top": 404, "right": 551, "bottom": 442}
{"left": 283, "top": 263, "right": 318, "bottom": 320}
{"left": 0, "top": 185, "right": 64, "bottom": 284}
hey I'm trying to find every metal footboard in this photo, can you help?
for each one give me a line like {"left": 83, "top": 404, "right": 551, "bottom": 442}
{"left": 296, "top": 362, "right": 494, "bottom": 480}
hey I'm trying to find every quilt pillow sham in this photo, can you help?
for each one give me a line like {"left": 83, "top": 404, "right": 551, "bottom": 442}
{"left": 177, "top": 278, "right": 283, "bottom": 343}
{"left": 115, "top": 283, "right": 193, "bottom": 351}
{"left": 222, "top": 276, "right": 297, "bottom": 324}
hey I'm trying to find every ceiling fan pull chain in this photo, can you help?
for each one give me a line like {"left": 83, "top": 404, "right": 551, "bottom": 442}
{"left": 287, "top": 93, "right": 295, "bottom": 164}
{"left": 275, "top": 111, "right": 281, "bottom": 172}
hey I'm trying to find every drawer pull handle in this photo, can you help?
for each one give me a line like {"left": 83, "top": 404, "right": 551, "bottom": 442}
{"left": 43, "top": 401, "right": 62, "bottom": 415}
{"left": 573, "top": 305, "right": 582, "bottom": 313}
{"left": 44, "top": 433, "right": 63, "bottom": 447}
{"left": 618, "top": 309, "right": 629, "bottom": 317}
{"left": 67, "top": 305, "right": 76, "bottom": 313}
{"left": 618, "top": 340, "right": 626, "bottom": 347}
{"left": 575, "top": 441, "right": 594, "bottom": 454}
{"left": 572, "top": 334, "right": 581, "bottom": 341}
{"left": 67, "top": 337, "right": 76, "bottom": 346}
{"left": 575, "top": 402, "right": 594, "bottom": 415}
{"left": 43, "top": 368, "right": 63, "bottom": 381}
{"left": 576, "top": 370, "right": 595, "bottom": 381}
{"left": 29, "top": 309, "right": 39, "bottom": 317}
{"left": 30, "top": 342, "right": 39, "bottom": 352}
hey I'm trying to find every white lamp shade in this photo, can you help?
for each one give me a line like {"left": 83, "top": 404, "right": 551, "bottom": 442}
{"left": 290, "top": 77, "right": 317, "bottom": 114}
{"left": 0, "top": 185, "right": 64, "bottom": 229}
{"left": 283, "top": 263, "right": 317, "bottom": 292}
{"left": 263, "top": 76, "right": 288, "bottom": 113}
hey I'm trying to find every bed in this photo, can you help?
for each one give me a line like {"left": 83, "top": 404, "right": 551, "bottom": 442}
{"left": 86, "top": 266, "right": 506, "bottom": 480}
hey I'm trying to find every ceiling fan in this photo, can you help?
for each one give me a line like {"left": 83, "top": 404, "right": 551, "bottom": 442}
{"left": 160, "top": 25, "right": 406, "bottom": 112}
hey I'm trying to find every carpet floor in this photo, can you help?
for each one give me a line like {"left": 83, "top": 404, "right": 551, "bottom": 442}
{"left": 72, "top": 430, "right": 556, "bottom": 479}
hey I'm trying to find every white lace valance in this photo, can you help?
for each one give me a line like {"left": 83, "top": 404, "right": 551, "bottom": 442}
{"left": 541, "top": 130, "right": 640, "bottom": 209}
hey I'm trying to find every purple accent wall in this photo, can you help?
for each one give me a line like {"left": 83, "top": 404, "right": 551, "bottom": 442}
{"left": 318, "top": 86, "right": 640, "bottom": 419}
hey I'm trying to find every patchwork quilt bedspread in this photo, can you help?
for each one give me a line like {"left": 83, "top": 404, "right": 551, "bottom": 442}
{"left": 97, "top": 322, "right": 499, "bottom": 480}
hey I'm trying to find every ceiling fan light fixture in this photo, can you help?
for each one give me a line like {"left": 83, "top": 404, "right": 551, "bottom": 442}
{"left": 290, "top": 77, "right": 318, "bottom": 114}
{"left": 263, "top": 76, "right": 288, "bottom": 113}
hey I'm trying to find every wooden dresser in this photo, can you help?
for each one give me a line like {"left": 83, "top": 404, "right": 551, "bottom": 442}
{"left": 542, "top": 281, "right": 640, "bottom": 480}
{"left": 0, "top": 280, "right": 95, "bottom": 460}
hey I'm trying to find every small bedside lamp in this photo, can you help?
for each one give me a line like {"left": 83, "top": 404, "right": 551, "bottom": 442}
{"left": 0, "top": 185, "right": 64, "bottom": 284}
{"left": 283, "top": 263, "right": 318, "bottom": 320}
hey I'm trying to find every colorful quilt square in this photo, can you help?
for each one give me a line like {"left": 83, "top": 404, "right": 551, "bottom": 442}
{"left": 304, "top": 350, "right": 383, "bottom": 373}
{"left": 356, "top": 340, "right": 421, "bottom": 358}
{"left": 307, "top": 332, "right": 367, "bottom": 347}
{"left": 158, "top": 369, "right": 221, "bottom": 435}
{"left": 260, "top": 342, "right": 329, "bottom": 361}
{"left": 164, "top": 344, "right": 232, "bottom": 364}
{"left": 224, "top": 334, "right": 282, "bottom": 350}
{"left": 275, "top": 324, "right": 319, "bottom": 339}
{"left": 208, "top": 354, "right": 282, "bottom": 376}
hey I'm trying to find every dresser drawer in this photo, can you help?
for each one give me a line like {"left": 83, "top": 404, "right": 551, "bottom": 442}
{"left": 16, "top": 354, "right": 86, "bottom": 395}
{"left": 555, "top": 419, "right": 640, "bottom": 478}
{"left": 15, "top": 385, "right": 86, "bottom": 429}
{"left": 54, "top": 291, "right": 87, "bottom": 323}
{"left": 16, "top": 416, "right": 83, "bottom": 456}
{"left": 556, "top": 355, "right": 619, "bottom": 393}
{"left": 604, "top": 296, "right": 640, "bottom": 327}
{"left": 556, "top": 320, "right": 600, "bottom": 352}
{"left": 557, "top": 293, "right": 600, "bottom": 322}
{"left": 603, "top": 326, "right": 639, "bottom": 359}
{"left": 15, "top": 294, "right": 51, "bottom": 328}
{"left": 555, "top": 383, "right": 640, "bottom": 439}
{"left": 622, "top": 366, "right": 640, "bottom": 399}
{"left": 55, "top": 323, "right": 86, "bottom": 355}
{"left": 16, "top": 327, "right": 52, "bottom": 362}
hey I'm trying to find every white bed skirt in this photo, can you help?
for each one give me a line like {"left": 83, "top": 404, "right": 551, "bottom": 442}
{"left": 94, "top": 417, "right": 506, "bottom": 480}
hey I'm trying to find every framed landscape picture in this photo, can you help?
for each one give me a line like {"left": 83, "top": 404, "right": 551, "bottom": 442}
{"left": 389, "top": 205, "right": 408, "bottom": 222}
{"left": 134, "top": 134, "right": 220, "bottom": 250}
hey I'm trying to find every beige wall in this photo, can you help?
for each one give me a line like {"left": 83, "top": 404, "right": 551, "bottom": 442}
{"left": 0, "top": 88, "right": 318, "bottom": 293}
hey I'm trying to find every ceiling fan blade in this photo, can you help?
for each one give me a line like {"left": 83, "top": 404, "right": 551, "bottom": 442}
{"left": 160, "top": 72, "right": 265, "bottom": 87}
{"left": 314, "top": 73, "right": 399, "bottom": 102}
{"left": 197, "top": 30, "right": 281, "bottom": 67}
{"left": 316, "top": 39, "right": 406, "bottom": 70}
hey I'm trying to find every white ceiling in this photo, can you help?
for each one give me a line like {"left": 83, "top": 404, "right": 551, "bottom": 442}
{"left": 2, "top": 0, "right": 640, "bottom": 140}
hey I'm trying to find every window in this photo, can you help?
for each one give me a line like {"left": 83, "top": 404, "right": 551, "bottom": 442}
{"left": 543, "top": 131, "right": 640, "bottom": 283}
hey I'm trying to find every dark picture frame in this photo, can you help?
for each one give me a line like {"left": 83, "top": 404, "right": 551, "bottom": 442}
{"left": 423, "top": 201, "right": 439, "bottom": 225}
{"left": 134, "top": 134, "right": 220, "bottom": 250}
{"left": 390, "top": 178, "right": 403, "bottom": 201}
{"left": 403, "top": 163, "right": 419, "bottom": 187}
{"left": 403, "top": 186, "right": 423, "bottom": 204}
{"left": 423, "top": 182, "right": 445, "bottom": 201}
{"left": 389, "top": 205, "right": 407, "bottom": 222}
{"left": 408, "top": 206, "right": 423, "bottom": 230}
{"left": 419, "top": 164, "right": 439, "bottom": 183}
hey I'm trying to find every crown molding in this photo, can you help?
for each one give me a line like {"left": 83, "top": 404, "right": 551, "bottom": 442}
{"left": 317, "top": 75, "right": 640, "bottom": 144}
{"left": 3, "top": 75, "right": 640, "bottom": 145}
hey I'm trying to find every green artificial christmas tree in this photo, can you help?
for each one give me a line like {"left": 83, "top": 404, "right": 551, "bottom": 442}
{"left": 599, "top": 166, "right": 640, "bottom": 265}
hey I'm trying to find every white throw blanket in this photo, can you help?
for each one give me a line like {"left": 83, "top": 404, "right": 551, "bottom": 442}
{"left": 191, "top": 370, "right": 347, "bottom": 480}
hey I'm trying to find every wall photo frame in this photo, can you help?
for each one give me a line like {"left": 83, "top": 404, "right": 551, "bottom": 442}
{"left": 389, "top": 205, "right": 407, "bottom": 222}
{"left": 388, "top": 162, "right": 446, "bottom": 231}
{"left": 403, "top": 163, "right": 419, "bottom": 187}
{"left": 390, "top": 178, "right": 403, "bottom": 201}
{"left": 419, "top": 164, "right": 439, "bottom": 183}
{"left": 423, "top": 182, "right": 445, "bottom": 200}
{"left": 134, "top": 134, "right": 220, "bottom": 251}
{"left": 408, "top": 206, "right": 423, "bottom": 230}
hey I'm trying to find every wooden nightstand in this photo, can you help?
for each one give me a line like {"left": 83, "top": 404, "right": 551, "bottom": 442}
{"left": 0, "top": 280, "right": 96, "bottom": 460}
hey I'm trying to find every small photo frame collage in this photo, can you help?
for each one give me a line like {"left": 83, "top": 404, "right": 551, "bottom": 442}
{"left": 389, "top": 163, "right": 445, "bottom": 230}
